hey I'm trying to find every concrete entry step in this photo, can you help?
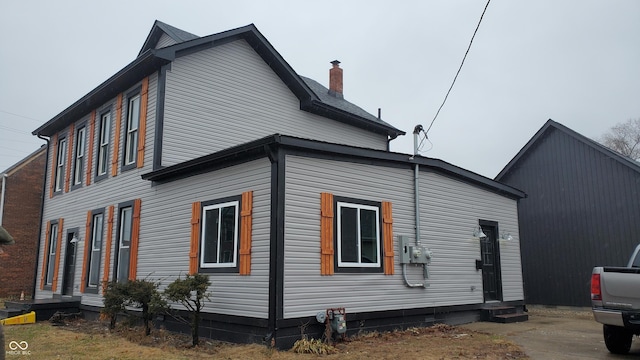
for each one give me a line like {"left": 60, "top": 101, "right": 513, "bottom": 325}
{"left": 481, "top": 305, "right": 528, "bottom": 323}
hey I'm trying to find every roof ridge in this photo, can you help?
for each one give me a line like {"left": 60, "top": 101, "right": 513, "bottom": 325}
{"left": 496, "top": 119, "right": 640, "bottom": 180}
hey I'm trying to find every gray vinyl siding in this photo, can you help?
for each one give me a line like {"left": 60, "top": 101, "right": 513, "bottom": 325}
{"left": 421, "top": 172, "right": 523, "bottom": 302}
{"left": 161, "top": 39, "right": 388, "bottom": 167}
{"left": 283, "top": 155, "right": 523, "bottom": 318}
{"left": 36, "top": 66, "right": 271, "bottom": 317}
{"left": 141, "top": 158, "right": 271, "bottom": 318}
{"left": 35, "top": 74, "right": 159, "bottom": 308}
{"left": 155, "top": 33, "right": 177, "bottom": 49}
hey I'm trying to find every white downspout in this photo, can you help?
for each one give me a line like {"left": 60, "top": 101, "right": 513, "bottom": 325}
{"left": 0, "top": 173, "right": 7, "bottom": 226}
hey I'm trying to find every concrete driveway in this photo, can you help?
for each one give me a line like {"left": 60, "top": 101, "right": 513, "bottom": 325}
{"left": 462, "top": 306, "right": 640, "bottom": 359}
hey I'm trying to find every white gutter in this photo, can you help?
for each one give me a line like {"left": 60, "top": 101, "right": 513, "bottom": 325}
{"left": 0, "top": 173, "right": 7, "bottom": 226}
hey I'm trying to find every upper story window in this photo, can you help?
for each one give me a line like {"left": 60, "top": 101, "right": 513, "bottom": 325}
{"left": 123, "top": 93, "right": 140, "bottom": 170}
{"left": 336, "top": 199, "right": 382, "bottom": 270}
{"left": 200, "top": 198, "right": 240, "bottom": 272}
{"left": 96, "top": 111, "right": 111, "bottom": 181}
{"left": 72, "top": 126, "right": 86, "bottom": 188}
{"left": 54, "top": 137, "right": 67, "bottom": 193}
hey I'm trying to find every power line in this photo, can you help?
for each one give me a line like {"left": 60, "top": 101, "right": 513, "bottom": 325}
{"left": 0, "top": 109, "right": 43, "bottom": 123}
{"left": 426, "top": 0, "right": 492, "bottom": 135}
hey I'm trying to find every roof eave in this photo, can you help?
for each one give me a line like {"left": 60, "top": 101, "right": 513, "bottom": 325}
{"left": 307, "top": 100, "right": 405, "bottom": 138}
{"left": 33, "top": 51, "right": 169, "bottom": 137}
{"left": 143, "top": 134, "right": 523, "bottom": 199}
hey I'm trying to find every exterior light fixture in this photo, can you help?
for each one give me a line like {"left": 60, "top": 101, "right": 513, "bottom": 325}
{"left": 473, "top": 226, "right": 486, "bottom": 239}
{"left": 499, "top": 233, "right": 514, "bottom": 241}
{"left": 70, "top": 234, "right": 81, "bottom": 243}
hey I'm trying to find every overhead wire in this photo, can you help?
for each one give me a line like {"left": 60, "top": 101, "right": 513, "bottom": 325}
{"left": 425, "top": 0, "right": 492, "bottom": 136}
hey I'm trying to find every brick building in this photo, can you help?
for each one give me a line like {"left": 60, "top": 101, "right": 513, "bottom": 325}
{"left": 0, "top": 146, "right": 46, "bottom": 298}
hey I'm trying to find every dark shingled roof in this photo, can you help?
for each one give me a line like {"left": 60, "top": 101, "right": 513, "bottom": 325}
{"left": 34, "top": 22, "right": 405, "bottom": 139}
{"left": 300, "top": 76, "right": 398, "bottom": 133}
{"left": 139, "top": 20, "right": 199, "bottom": 56}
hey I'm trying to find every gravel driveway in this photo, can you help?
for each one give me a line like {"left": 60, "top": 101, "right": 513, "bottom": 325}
{"left": 462, "top": 306, "right": 640, "bottom": 359}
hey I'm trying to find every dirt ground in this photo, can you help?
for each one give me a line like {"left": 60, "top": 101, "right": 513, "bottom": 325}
{"left": 4, "top": 318, "right": 526, "bottom": 360}
{"left": 6, "top": 306, "right": 638, "bottom": 359}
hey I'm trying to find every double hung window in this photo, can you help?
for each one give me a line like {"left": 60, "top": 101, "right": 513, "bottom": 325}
{"left": 86, "top": 211, "right": 104, "bottom": 291}
{"left": 96, "top": 111, "right": 111, "bottom": 179}
{"left": 123, "top": 94, "right": 140, "bottom": 168}
{"left": 54, "top": 138, "right": 67, "bottom": 193}
{"left": 72, "top": 126, "right": 86, "bottom": 187}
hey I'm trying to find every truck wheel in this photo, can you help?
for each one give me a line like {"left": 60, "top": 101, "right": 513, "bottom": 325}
{"left": 603, "top": 324, "right": 632, "bottom": 354}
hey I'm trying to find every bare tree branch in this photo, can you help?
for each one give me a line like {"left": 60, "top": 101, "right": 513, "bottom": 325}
{"left": 599, "top": 118, "right": 640, "bottom": 161}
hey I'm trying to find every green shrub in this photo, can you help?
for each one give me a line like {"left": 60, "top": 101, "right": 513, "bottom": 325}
{"left": 101, "top": 279, "right": 167, "bottom": 335}
{"left": 164, "top": 274, "right": 211, "bottom": 346}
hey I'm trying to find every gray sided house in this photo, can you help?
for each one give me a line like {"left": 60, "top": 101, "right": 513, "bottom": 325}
{"left": 496, "top": 119, "right": 640, "bottom": 307}
{"left": 31, "top": 21, "right": 526, "bottom": 347}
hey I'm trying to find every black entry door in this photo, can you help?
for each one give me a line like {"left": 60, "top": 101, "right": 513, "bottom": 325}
{"left": 62, "top": 232, "right": 77, "bottom": 295}
{"left": 480, "top": 224, "right": 502, "bottom": 302}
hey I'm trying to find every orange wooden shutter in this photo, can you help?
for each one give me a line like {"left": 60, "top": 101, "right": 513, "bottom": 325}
{"left": 382, "top": 201, "right": 395, "bottom": 275}
{"left": 52, "top": 218, "right": 64, "bottom": 292}
{"left": 189, "top": 202, "right": 201, "bottom": 275}
{"left": 40, "top": 221, "right": 51, "bottom": 290}
{"left": 111, "top": 93, "right": 123, "bottom": 177}
{"left": 102, "top": 205, "right": 114, "bottom": 292}
{"left": 80, "top": 211, "right": 92, "bottom": 293}
{"left": 86, "top": 111, "right": 96, "bottom": 186}
{"left": 128, "top": 198, "right": 141, "bottom": 280}
{"left": 136, "top": 77, "right": 149, "bottom": 168}
{"left": 239, "top": 191, "right": 253, "bottom": 275}
{"left": 64, "top": 124, "right": 74, "bottom": 192}
{"left": 320, "top": 192, "right": 334, "bottom": 275}
{"left": 49, "top": 134, "right": 58, "bottom": 198}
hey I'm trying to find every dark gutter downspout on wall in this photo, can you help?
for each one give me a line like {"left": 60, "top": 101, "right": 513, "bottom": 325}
{"left": 32, "top": 134, "right": 50, "bottom": 299}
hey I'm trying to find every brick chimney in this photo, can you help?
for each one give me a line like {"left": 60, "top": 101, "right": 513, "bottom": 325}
{"left": 329, "top": 60, "right": 343, "bottom": 99}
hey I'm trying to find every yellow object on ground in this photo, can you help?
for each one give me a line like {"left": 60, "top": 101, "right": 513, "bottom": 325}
{"left": 0, "top": 311, "right": 35, "bottom": 325}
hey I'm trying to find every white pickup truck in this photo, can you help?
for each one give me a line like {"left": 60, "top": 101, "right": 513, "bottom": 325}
{"left": 591, "top": 244, "right": 640, "bottom": 354}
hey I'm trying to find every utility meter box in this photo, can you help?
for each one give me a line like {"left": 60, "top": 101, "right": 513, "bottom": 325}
{"left": 331, "top": 314, "right": 347, "bottom": 334}
{"left": 399, "top": 235, "right": 431, "bottom": 264}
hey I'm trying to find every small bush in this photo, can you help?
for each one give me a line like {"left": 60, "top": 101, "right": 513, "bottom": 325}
{"left": 164, "top": 274, "right": 211, "bottom": 346}
{"left": 291, "top": 338, "right": 337, "bottom": 354}
{"left": 101, "top": 279, "right": 167, "bottom": 335}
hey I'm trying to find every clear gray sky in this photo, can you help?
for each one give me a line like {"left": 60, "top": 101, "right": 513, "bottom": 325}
{"left": 1, "top": 0, "right": 639, "bottom": 178}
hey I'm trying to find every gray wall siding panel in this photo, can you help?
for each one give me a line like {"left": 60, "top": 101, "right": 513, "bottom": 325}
{"left": 283, "top": 155, "right": 523, "bottom": 319}
{"left": 141, "top": 158, "right": 271, "bottom": 319}
{"left": 162, "top": 39, "right": 387, "bottom": 166}
{"left": 499, "top": 128, "right": 640, "bottom": 306}
{"left": 422, "top": 172, "right": 523, "bottom": 302}
{"left": 155, "top": 33, "right": 177, "bottom": 49}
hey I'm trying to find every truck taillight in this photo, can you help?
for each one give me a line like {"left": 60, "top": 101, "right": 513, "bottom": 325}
{"left": 591, "top": 273, "right": 601, "bottom": 301}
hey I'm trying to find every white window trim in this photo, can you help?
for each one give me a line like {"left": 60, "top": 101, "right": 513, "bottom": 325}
{"left": 97, "top": 112, "right": 110, "bottom": 176}
{"left": 55, "top": 139, "right": 67, "bottom": 192}
{"left": 46, "top": 223, "right": 58, "bottom": 285}
{"left": 87, "top": 213, "right": 103, "bottom": 288}
{"left": 73, "top": 127, "right": 86, "bottom": 185}
{"left": 124, "top": 94, "right": 140, "bottom": 166}
{"left": 116, "top": 207, "right": 132, "bottom": 281}
{"left": 200, "top": 200, "right": 239, "bottom": 268}
{"left": 336, "top": 201, "right": 381, "bottom": 268}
